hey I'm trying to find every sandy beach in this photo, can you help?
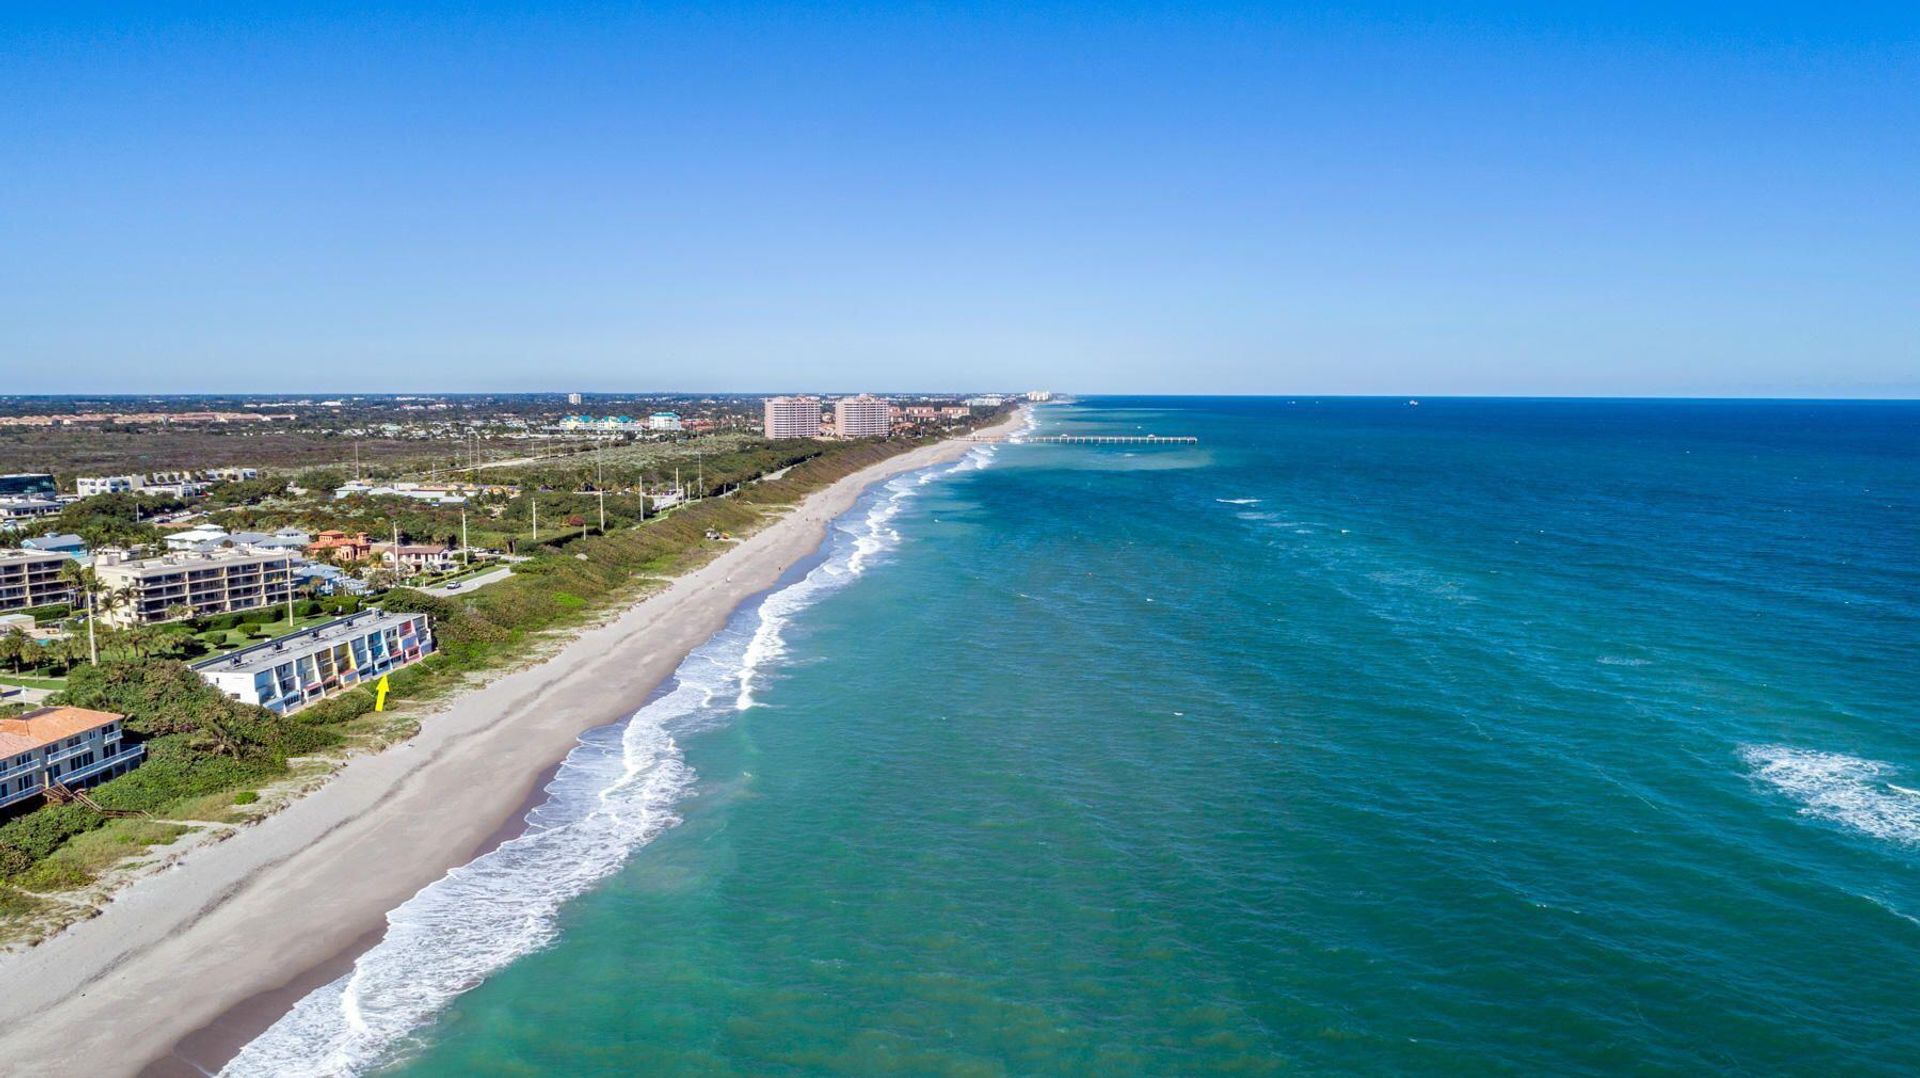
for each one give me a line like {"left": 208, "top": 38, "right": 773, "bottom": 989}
{"left": 0, "top": 415, "right": 1017, "bottom": 1077}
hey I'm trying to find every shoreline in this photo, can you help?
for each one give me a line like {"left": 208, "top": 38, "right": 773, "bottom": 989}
{"left": 0, "top": 413, "right": 1021, "bottom": 1077}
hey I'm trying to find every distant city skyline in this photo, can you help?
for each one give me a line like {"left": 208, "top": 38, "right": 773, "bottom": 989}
{"left": 4, "top": 4, "right": 1916, "bottom": 398}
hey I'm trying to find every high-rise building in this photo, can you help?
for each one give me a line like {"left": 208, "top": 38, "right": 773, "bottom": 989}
{"left": 834, "top": 395, "right": 892, "bottom": 438}
{"left": 763, "top": 396, "right": 822, "bottom": 439}
{"left": 567, "top": 392, "right": 583, "bottom": 405}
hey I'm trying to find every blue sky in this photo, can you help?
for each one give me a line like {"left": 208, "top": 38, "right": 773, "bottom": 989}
{"left": 3, "top": 2, "right": 1915, "bottom": 396}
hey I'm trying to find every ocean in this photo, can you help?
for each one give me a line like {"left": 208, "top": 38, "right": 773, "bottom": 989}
{"left": 227, "top": 397, "right": 1920, "bottom": 1076}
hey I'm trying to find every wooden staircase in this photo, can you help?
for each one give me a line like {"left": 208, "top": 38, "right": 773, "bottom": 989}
{"left": 43, "top": 778, "right": 149, "bottom": 819}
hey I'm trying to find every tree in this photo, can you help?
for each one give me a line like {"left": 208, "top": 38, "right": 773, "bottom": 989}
{"left": 59, "top": 561, "right": 102, "bottom": 666}
{"left": 0, "top": 629, "right": 31, "bottom": 674}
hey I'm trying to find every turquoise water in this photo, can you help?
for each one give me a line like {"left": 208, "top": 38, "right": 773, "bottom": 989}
{"left": 233, "top": 398, "right": 1920, "bottom": 1076}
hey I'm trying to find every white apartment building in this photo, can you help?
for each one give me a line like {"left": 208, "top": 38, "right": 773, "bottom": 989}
{"left": 0, "top": 707, "right": 145, "bottom": 810}
{"left": 0, "top": 550, "right": 76, "bottom": 614}
{"left": 834, "top": 395, "right": 892, "bottom": 438}
{"left": 77, "top": 475, "right": 140, "bottom": 497}
{"left": 649, "top": 412, "right": 683, "bottom": 432}
{"left": 763, "top": 396, "right": 823, "bottom": 439}
{"left": 192, "top": 609, "right": 434, "bottom": 714}
{"left": 93, "top": 548, "right": 294, "bottom": 626}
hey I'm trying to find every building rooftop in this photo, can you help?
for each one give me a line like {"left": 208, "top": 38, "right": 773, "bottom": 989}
{"left": 95, "top": 547, "right": 294, "bottom": 575}
{"left": 190, "top": 609, "right": 426, "bottom": 676}
{"left": 0, "top": 706, "right": 124, "bottom": 756}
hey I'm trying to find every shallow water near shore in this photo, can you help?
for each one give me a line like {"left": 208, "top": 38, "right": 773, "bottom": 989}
{"left": 238, "top": 397, "right": 1918, "bottom": 1076}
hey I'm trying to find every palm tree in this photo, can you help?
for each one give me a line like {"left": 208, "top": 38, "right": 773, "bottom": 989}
{"left": 59, "top": 561, "right": 102, "bottom": 666}
{"left": 0, "top": 629, "right": 30, "bottom": 674}
{"left": 122, "top": 625, "right": 159, "bottom": 660}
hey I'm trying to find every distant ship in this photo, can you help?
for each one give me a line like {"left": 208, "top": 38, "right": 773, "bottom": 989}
{"left": 1408, "top": 399, "right": 1420, "bottom": 406}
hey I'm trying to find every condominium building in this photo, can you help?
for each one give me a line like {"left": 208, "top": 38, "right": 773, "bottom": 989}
{"left": 649, "top": 412, "right": 683, "bottom": 432}
{"left": 191, "top": 610, "right": 435, "bottom": 714}
{"left": 834, "top": 395, "right": 892, "bottom": 438}
{"left": 0, "top": 550, "right": 75, "bottom": 614}
{"left": 0, "top": 707, "right": 145, "bottom": 811}
{"left": 763, "top": 396, "right": 822, "bottom": 439}
{"left": 92, "top": 548, "right": 294, "bottom": 626}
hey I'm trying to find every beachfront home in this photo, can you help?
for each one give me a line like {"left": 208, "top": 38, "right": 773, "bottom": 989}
{"left": 0, "top": 707, "right": 145, "bottom": 811}
{"left": 0, "top": 549, "right": 76, "bottom": 614}
{"left": 191, "top": 610, "right": 434, "bottom": 714}
{"left": 92, "top": 548, "right": 295, "bottom": 626}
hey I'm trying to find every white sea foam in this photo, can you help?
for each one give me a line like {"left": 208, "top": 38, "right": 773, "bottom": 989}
{"left": 222, "top": 444, "right": 1000, "bottom": 1078}
{"left": 1216, "top": 497, "right": 1262, "bottom": 505}
{"left": 1740, "top": 745, "right": 1920, "bottom": 846}
{"left": 1597, "top": 656, "right": 1653, "bottom": 667}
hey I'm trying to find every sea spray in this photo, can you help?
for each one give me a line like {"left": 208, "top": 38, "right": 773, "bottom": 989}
{"left": 222, "top": 443, "right": 1005, "bottom": 1078}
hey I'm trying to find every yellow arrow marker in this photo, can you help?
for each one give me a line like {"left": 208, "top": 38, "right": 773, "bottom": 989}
{"left": 375, "top": 674, "right": 392, "bottom": 712}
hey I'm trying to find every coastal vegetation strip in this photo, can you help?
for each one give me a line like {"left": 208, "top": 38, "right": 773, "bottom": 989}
{"left": 0, "top": 426, "right": 995, "bottom": 943}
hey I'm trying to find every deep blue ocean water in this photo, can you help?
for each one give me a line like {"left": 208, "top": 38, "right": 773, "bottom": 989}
{"left": 230, "top": 397, "right": 1920, "bottom": 1076}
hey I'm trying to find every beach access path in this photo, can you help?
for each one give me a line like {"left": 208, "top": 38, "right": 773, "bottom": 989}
{"left": 0, "top": 412, "right": 1020, "bottom": 1077}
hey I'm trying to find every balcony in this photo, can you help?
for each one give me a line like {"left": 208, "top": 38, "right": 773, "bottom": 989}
{"left": 63, "top": 743, "right": 145, "bottom": 784}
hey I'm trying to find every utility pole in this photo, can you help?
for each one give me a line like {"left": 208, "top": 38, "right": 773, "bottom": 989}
{"left": 596, "top": 442, "right": 607, "bottom": 534}
{"left": 531, "top": 498, "right": 538, "bottom": 542}
{"left": 461, "top": 508, "right": 470, "bottom": 566}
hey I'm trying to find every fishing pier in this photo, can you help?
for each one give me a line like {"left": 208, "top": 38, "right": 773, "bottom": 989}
{"left": 966, "top": 434, "right": 1198, "bottom": 445}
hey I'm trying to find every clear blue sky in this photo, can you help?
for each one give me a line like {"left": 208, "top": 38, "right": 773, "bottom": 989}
{"left": 3, "top": 2, "right": 1915, "bottom": 396}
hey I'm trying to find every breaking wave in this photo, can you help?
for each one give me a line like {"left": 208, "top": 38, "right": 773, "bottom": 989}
{"left": 1740, "top": 745, "right": 1920, "bottom": 847}
{"left": 222, "top": 444, "right": 1001, "bottom": 1078}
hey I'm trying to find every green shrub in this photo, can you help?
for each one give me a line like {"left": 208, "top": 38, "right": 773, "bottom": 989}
{"left": 15, "top": 858, "right": 93, "bottom": 891}
{"left": 232, "top": 791, "right": 259, "bottom": 805}
{"left": 0, "top": 804, "right": 104, "bottom": 877}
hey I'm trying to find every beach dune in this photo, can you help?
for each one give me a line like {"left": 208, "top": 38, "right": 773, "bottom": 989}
{"left": 0, "top": 417, "right": 1014, "bottom": 1077}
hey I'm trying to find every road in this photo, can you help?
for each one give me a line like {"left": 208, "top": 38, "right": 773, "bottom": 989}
{"left": 421, "top": 565, "right": 514, "bottom": 596}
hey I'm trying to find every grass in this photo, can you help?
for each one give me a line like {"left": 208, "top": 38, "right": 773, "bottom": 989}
{"left": 0, "top": 674, "right": 68, "bottom": 690}
{"left": 22, "top": 819, "right": 193, "bottom": 890}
